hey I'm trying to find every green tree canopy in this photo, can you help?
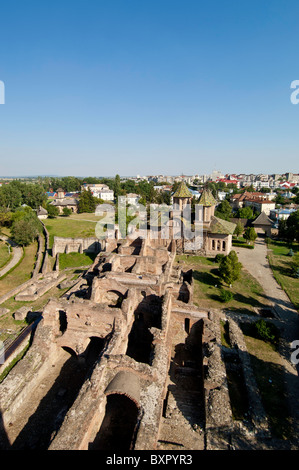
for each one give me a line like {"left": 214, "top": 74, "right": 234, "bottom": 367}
{"left": 214, "top": 199, "right": 233, "bottom": 221}
{"left": 78, "top": 188, "right": 97, "bottom": 213}
{"left": 234, "top": 220, "right": 244, "bottom": 238}
{"left": 236, "top": 206, "right": 254, "bottom": 219}
{"left": 218, "top": 250, "right": 242, "bottom": 286}
{"left": 243, "top": 227, "right": 258, "bottom": 244}
{"left": 11, "top": 207, "right": 42, "bottom": 246}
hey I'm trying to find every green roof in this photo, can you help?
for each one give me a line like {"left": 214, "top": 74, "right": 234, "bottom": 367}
{"left": 173, "top": 181, "right": 192, "bottom": 199}
{"left": 210, "top": 216, "right": 236, "bottom": 235}
{"left": 198, "top": 188, "right": 217, "bottom": 206}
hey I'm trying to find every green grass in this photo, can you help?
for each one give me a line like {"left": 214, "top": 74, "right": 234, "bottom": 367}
{"left": 0, "top": 241, "right": 12, "bottom": 269}
{"left": 267, "top": 239, "right": 299, "bottom": 311}
{"left": 0, "top": 241, "right": 37, "bottom": 297}
{"left": 243, "top": 333, "right": 292, "bottom": 439}
{"left": 0, "top": 268, "right": 83, "bottom": 342}
{"left": 220, "top": 320, "right": 231, "bottom": 348}
{"left": 232, "top": 236, "right": 254, "bottom": 249}
{"left": 175, "top": 255, "right": 270, "bottom": 313}
{"left": 44, "top": 215, "right": 99, "bottom": 248}
{"left": 267, "top": 239, "right": 298, "bottom": 256}
{"left": 176, "top": 254, "right": 216, "bottom": 266}
{"left": 59, "top": 252, "right": 96, "bottom": 270}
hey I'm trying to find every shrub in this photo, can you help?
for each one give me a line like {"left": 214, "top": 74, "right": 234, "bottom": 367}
{"left": 215, "top": 253, "right": 225, "bottom": 263}
{"left": 254, "top": 319, "right": 279, "bottom": 346}
{"left": 218, "top": 250, "right": 242, "bottom": 286}
{"left": 219, "top": 288, "right": 234, "bottom": 303}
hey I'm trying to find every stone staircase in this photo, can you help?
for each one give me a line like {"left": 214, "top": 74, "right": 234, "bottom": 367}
{"left": 167, "top": 385, "right": 204, "bottom": 427}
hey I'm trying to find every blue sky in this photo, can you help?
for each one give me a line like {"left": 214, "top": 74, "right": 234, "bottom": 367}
{"left": 0, "top": 0, "right": 298, "bottom": 177}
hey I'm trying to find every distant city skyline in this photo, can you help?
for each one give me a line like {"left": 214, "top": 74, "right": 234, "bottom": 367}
{"left": 0, "top": 1, "right": 299, "bottom": 177}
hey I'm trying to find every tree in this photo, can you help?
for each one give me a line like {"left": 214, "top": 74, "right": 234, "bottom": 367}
{"left": 78, "top": 188, "right": 96, "bottom": 213}
{"left": 243, "top": 227, "right": 257, "bottom": 245}
{"left": 234, "top": 220, "right": 244, "bottom": 238}
{"left": 236, "top": 206, "right": 254, "bottom": 219}
{"left": 292, "top": 252, "right": 299, "bottom": 277}
{"left": 0, "top": 184, "right": 22, "bottom": 210}
{"left": 22, "top": 183, "right": 47, "bottom": 209}
{"left": 11, "top": 207, "right": 42, "bottom": 246}
{"left": 11, "top": 219, "right": 38, "bottom": 246}
{"left": 215, "top": 199, "right": 232, "bottom": 221}
{"left": 285, "top": 210, "right": 299, "bottom": 242}
{"left": 62, "top": 207, "right": 72, "bottom": 217}
{"left": 46, "top": 203, "right": 60, "bottom": 218}
{"left": 218, "top": 250, "right": 242, "bottom": 286}
{"left": 113, "top": 174, "right": 121, "bottom": 200}
{"left": 0, "top": 211, "right": 13, "bottom": 227}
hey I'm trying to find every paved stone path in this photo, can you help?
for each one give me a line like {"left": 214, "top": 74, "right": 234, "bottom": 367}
{"left": 235, "top": 236, "right": 299, "bottom": 446}
{"left": 235, "top": 237, "right": 298, "bottom": 319}
{"left": 0, "top": 236, "right": 23, "bottom": 278}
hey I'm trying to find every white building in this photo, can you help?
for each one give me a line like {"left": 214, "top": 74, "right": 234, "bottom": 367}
{"left": 81, "top": 183, "right": 114, "bottom": 201}
{"left": 126, "top": 193, "right": 141, "bottom": 205}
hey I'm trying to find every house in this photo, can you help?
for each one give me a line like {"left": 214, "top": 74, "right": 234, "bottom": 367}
{"left": 81, "top": 183, "right": 114, "bottom": 201}
{"left": 270, "top": 208, "right": 296, "bottom": 222}
{"left": 251, "top": 211, "right": 274, "bottom": 237}
{"left": 126, "top": 193, "right": 141, "bottom": 205}
{"left": 37, "top": 206, "right": 48, "bottom": 220}
{"left": 50, "top": 188, "right": 79, "bottom": 214}
{"left": 243, "top": 198, "right": 276, "bottom": 216}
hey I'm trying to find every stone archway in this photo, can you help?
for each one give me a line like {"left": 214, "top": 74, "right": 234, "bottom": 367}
{"left": 89, "top": 371, "right": 141, "bottom": 450}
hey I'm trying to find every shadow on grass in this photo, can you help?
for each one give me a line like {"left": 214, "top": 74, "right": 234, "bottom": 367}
{"left": 247, "top": 354, "right": 293, "bottom": 441}
{"left": 193, "top": 269, "right": 219, "bottom": 286}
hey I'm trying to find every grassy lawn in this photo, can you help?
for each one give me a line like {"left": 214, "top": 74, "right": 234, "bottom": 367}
{"left": 176, "top": 255, "right": 270, "bottom": 313}
{"left": 232, "top": 236, "right": 254, "bottom": 249}
{"left": 0, "top": 241, "right": 37, "bottom": 297}
{"left": 59, "top": 252, "right": 97, "bottom": 270}
{"left": 243, "top": 331, "right": 292, "bottom": 439}
{"left": 0, "top": 240, "right": 12, "bottom": 269}
{"left": 267, "top": 239, "right": 299, "bottom": 311}
{"left": 44, "top": 214, "right": 100, "bottom": 248}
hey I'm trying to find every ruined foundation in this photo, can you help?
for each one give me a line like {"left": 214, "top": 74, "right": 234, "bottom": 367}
{"left": 0, "top": 234, "right": 274, "bottom": 450}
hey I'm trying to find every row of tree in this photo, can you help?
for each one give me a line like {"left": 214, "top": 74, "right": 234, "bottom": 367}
{"left": 278, "top": 210, "right": 299, "bottom": 242}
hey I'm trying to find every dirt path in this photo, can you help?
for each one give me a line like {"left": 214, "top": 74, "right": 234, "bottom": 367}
{"left": 235, "top": 236, "right": 299, "bottom": 445}
{"left": 0, "top": 236, "right": 23, "bottom": 278}
{"left": 235, "top": 237, "right": 298, "bottom": 319}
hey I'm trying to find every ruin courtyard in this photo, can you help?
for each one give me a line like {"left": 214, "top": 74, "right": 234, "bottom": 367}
{"left": 0, "top": 223, "right": 299, "bottom": 452}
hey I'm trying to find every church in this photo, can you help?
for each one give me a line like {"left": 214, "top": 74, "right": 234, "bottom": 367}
{"left": 172, "top": 182, "right": 236, "bottom": 256}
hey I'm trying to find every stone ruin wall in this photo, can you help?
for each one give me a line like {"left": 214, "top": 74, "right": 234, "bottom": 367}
{"left": 0, "top": 232, "right": 272, "bottom": 451}
{"left": 52, "top": 236, "right": 104, "bottom": 258}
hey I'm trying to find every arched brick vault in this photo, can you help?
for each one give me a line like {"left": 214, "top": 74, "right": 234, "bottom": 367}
{"left": 104, "top": 371, "right": 141, "bottom": 409}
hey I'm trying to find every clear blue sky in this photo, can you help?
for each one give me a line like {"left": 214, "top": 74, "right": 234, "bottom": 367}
{"left": 0, "top": 0, "right": 298, "bottom": 177}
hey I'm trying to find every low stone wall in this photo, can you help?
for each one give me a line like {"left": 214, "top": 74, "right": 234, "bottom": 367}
{"left": 52, "top": 237, "right": 102, "bottom": 258}
{"left": 202, "top": 311, "right": 234, "bottom": 450}
{"left": 14, "top": 273, "right": 67, "bottom": 302}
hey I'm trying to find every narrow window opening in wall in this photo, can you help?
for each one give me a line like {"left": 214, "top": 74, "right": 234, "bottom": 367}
{"left": 222, "top": 240, "right": 226, "bottom": 251}
{"left": 59, "top": 310, "right": 67, "bottom": 334}
{"left": 212, "top": 239, "right": 215, "bottom": 250}
{"left": 162, "top": 390, "right": 169, "bottom": 418}
{"left": 185, "top": 318, "right": 190, "bottom": 334}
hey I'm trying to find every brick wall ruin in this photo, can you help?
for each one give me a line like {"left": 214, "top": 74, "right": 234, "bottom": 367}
{"left": 0, "top": 233, "right": 275, "bottom": 450}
